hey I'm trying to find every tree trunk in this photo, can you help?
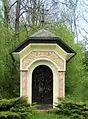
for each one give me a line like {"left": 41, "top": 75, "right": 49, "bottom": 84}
{"left": 15, "top": 0, "right": 20, "bottom": 32}
{"left": 31, "top": 0, "right": 37, "bottom": 26}
{"left": 2, "top": 0, "right": 9, "bottom": 27}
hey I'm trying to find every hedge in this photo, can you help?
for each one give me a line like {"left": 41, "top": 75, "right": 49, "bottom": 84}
{"left": 0, "top": 97, "right": 31, "bottom": 119}
{"left": 55, "top": 98, "right": 88, "bottom": 119}
{"left": 0, "top": 111, "right": 21, "bottom": 119}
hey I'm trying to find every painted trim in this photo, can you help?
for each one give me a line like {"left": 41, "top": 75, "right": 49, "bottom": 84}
{"left": 56, "top": 44, "right": 67, "bottom": 54}
{"left": 63, "top": 72, "right": 65, "bottom": 97}
{"left": 21, "top": 68, "right": 65, "bottom": 71}
{"left": 54, "top": 50, "right": 65, "bottom": 61}
{"left": 20, "top": 59, "right": 22, "bottom": 70}
{"left": 12, "top": 52, "right": 20, "bottom": 55}
{"left": 27, "top": 58, "right": 60, "bottom": 71}
{"left": 13, "top": 43, "right": 74, "bottom": 61}
{"left": 54, "top": 51, "right": 66, "bottom": 71}
{"left": 20, "top": 71, "right": 22, "bottom": 97}
{"left": 19, "top": 43, "right": 68, "bottom": 59}
{"left": 20, "top": 43, "right": 56, "bottom": 55}
{"left": 20, "top": 59, "right": 22, "bottom": 97}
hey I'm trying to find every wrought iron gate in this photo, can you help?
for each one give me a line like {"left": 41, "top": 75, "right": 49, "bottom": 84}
{"left": 32, "top": 65, "right": 53, "bottom": 105}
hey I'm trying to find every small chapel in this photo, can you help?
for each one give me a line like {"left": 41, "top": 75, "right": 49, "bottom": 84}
{"left": 13, "top": 29, "right": 76, "bottom": 108}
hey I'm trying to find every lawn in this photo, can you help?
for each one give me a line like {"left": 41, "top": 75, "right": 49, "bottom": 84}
{"left": 25, "top": 111, "right": 70, "bottom": 119}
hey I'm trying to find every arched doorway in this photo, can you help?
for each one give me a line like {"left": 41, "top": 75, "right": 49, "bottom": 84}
{"left": 32, "top": 65, "right": 53, "bottom": 108}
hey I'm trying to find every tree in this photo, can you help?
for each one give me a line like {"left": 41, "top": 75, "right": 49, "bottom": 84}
{"left": 2, "top": 0, "right": 9, "bottom": 26}
{"left": 49, "top": 24, "right": 88, "bottom": 101}
{"left": 15, "top": 0, "right": 20, "bottom": 32}
{"left": 0, "top": 24, "right": 20, "bottom": 98}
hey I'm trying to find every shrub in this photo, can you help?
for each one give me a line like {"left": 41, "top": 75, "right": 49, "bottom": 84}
{"left": 0, "top": 111, "right": 21, "bottom": 119}
{"left": 0, "top": 99, "right": 14, "bottom": 111}
{"left": 55, "top": 98, "right": 88, "bottom": 119}
{"left": 0, "top": 97, "right": 31, "bottom": 119}
{"left": 10, "top": 97, "right": 31, "bottom": 118}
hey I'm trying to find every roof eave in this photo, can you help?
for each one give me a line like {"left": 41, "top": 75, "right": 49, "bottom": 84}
{"left": 67, "top": 52, "right": 76, "bottom": 62}
{"left": 12, "top": 37, "right": 76, "bottom": 54}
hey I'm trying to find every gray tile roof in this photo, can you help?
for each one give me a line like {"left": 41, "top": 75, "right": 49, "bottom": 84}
{"left": 30, "top": 29, "right": 56, "bottom": 37}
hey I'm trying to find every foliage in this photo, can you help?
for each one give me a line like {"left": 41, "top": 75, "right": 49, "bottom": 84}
{"left": 65, "top": 44, "right": 85, "bottom": 101}
{"left": 49, "top": 24, "right": 74, "bottom": 46}
{"left": 49, "top": 24, "right": 88, "bottom": 101}
{"left": 84, "top": 51, "right": 88, "bottom": 70}
{"left": 0, "top": 23, "right": 20, "bottom": 98}
{"left": 55, "top": 98, "right": 88, "bottom": 119}
{"left": 0, "top": 21, "right": 38, "bottom": 98}
{"left": 0, "top": 97, "right": 31, "bottom": 119}
{"left": 0, "top": 111, "right": 21, "bottom": 119}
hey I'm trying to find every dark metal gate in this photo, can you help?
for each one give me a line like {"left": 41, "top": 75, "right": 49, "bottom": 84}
{"left": 32, "top": 65, "right": 53, "bottom": 106}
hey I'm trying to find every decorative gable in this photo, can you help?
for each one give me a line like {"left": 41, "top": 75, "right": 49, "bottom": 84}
{"left": 22, "top": 51, "right": 64, "bottom": 70}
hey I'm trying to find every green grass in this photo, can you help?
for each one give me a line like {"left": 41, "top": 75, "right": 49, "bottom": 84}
{"left": 25, "top": 111, "right": 70, "bottom": 119}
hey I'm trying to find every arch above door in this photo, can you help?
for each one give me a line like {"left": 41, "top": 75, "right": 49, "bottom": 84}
{"left": 27, "top": 59, "right": 61, "bottom": 107}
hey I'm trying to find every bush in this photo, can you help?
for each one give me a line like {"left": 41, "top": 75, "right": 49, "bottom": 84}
{"left": 55, "top": 98, "right": 88, "bottom": 119}
{"left": 0, "top": 99, "right": 15, "bottom": 111}
{"left": 0, "top": 111, "right": 21, "bottom": 119}
{"left": 0, "top": 97, "right": 31, "bottom": 119}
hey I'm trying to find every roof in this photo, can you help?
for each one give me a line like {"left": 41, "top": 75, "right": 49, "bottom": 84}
{"left": 30, "top": 29, "right": 56, "bottom": 37}
{"left": 13, "top": 29, "right": 76, "bottom": 54}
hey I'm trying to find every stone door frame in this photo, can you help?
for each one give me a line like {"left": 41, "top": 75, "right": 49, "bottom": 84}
{"left": 26, "top": 58, "right": 65, "bottom": 107}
